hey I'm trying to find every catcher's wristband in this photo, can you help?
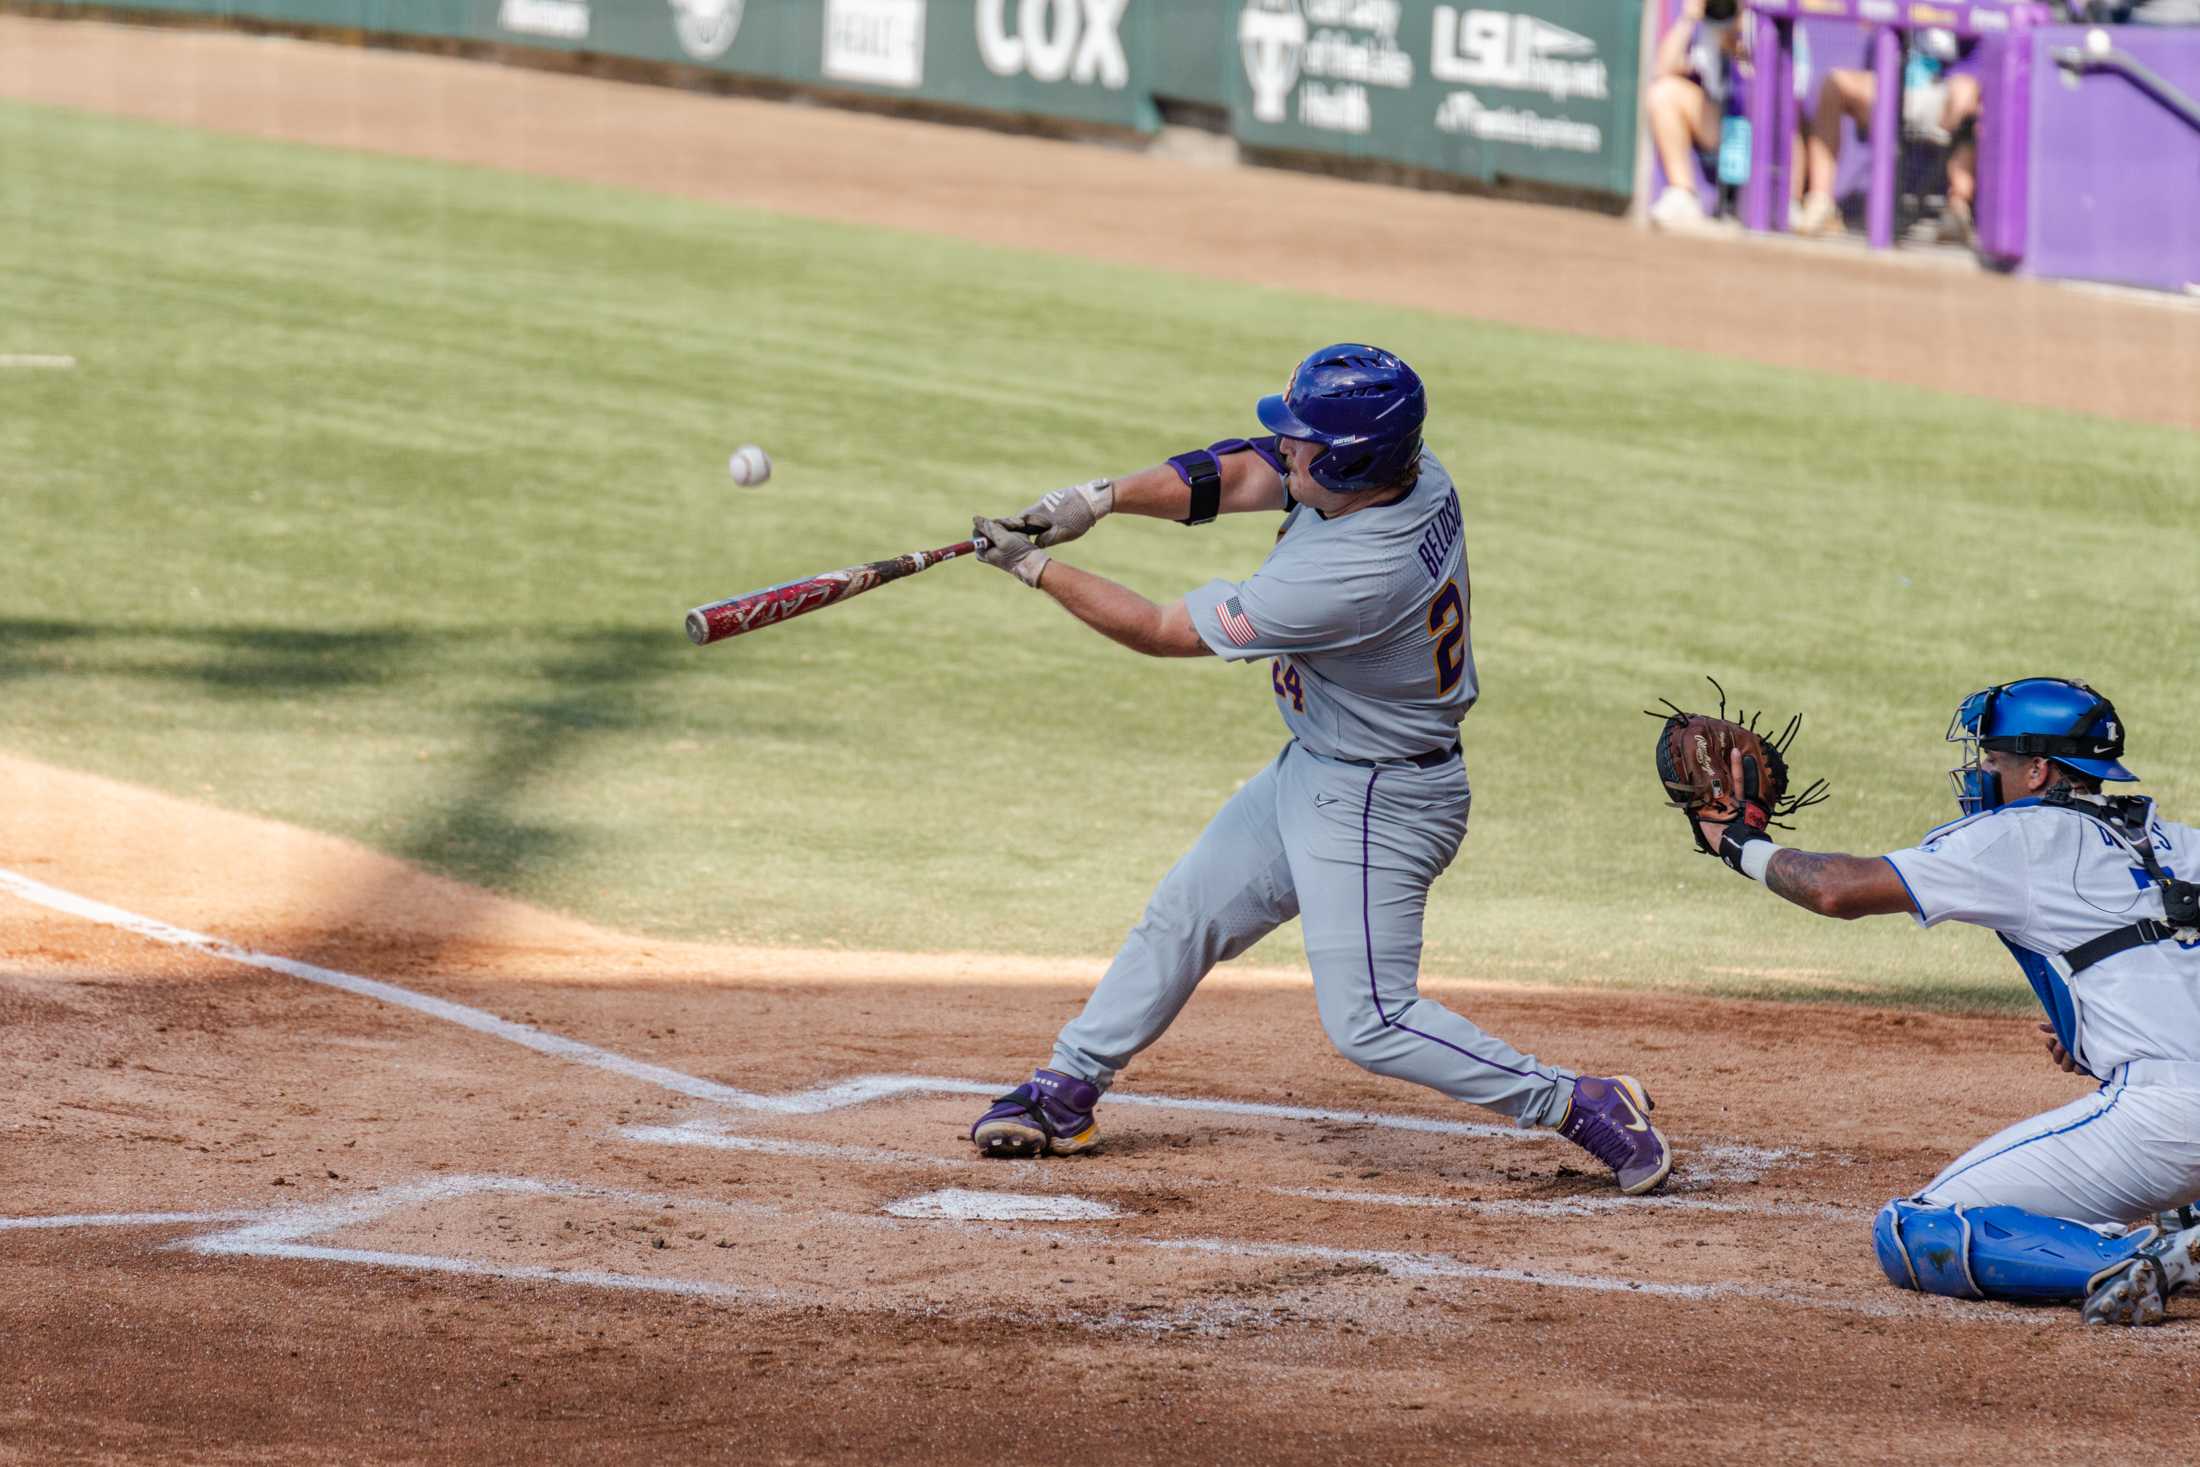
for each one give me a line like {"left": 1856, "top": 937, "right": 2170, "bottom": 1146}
{"left": 1738, "top": 839, "right": 1779, "bottom": 884}
{"left": 1718, "top": 823, "right": 1775, "bottom": 881}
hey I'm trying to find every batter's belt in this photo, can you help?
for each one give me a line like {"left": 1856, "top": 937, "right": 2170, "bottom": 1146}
{"left": 1329, "top": 740, "right": 1462, "bottom": 771}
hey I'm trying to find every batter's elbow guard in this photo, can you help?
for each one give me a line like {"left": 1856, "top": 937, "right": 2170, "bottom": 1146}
{"left": 1167, "top": 437, "right": 1287, "bottom": 526}
{"left": 1168, "top": 449, "right": 1223, "bottom": 525}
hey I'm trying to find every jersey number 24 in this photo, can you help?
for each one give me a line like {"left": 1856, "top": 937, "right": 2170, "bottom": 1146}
{"left": 1427, "top": 580, "right": 1467, "bottom": 696}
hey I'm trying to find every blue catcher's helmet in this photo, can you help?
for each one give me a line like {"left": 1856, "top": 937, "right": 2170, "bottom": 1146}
{"left": 1255, "top": 344, "right": 1426, "bottom": 494}
{"left": 1947, "top": 677, "right": 2138, "bottom": 815}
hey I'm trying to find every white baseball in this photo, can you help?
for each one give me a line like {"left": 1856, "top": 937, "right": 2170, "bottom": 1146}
{"left": 728, "top": 444, "right": 773, "bottom": 487}
{"left": 2085, "top": 26, "right": 2111, "bottom": 56}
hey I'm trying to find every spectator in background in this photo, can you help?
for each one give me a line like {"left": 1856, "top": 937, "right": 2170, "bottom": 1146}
{"left": 1644, "top": 0, "right": 1745, "bottom": 232}
{"left": 1795, "top": 30, "right": 1981, "bottom": 244}
{"left": 1645, "top": 0, "right": 1813, "bottom": 233}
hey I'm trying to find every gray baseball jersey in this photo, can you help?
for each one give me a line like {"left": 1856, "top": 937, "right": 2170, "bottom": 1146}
{"left": 1048, "top": 446, "right": 1576, "bottom": 1130}
{"left": 1182, "top": 451, "right": 1475, "bottom": 762}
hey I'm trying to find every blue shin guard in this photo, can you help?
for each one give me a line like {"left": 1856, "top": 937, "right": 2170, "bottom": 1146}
{"left": 1874, "top": 1199, "right": 2158, "bottom": 1304}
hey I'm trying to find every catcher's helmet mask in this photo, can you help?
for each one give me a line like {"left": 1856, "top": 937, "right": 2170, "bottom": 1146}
{"left": 1947, "top": 677, "right": 2138, "bottom": 816}
{"left": 1257, "top": 344, "right": 1427, "bottom": 495}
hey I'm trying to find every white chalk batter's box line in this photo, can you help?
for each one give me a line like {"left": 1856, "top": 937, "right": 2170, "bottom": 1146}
{"left": 0, "top": 1173, "right": 2020, "bottom": 1330}
{"left": 616, "top": 1117, "right": 1839, "bottom": 1218}
{"left": 1, "top": 869, "right": 1865, "bottom": 1306}
{"left": 0, "top": 866, "right": 1812, "bottom": 1175}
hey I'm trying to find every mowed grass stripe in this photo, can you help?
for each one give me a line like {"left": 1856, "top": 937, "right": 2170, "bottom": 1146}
{"left": 2, "top": 100, "right": 2194, "bottom": 1008}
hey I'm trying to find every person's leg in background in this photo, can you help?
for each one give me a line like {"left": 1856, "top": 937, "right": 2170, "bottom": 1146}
{"left": 1798, "top": 67, "right": 1874, "bottom": 234}
{"left": 1937, "top": 73, "right": 1981, "bottom": 243}
{"left": 1645, "top": 73, "right": 1723, "bottom": 230}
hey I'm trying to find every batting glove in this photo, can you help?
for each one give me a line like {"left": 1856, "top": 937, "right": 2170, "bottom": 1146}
{"left": 972, "top": 516, "right": 1050, "bottom": 588}
{"left": 1005, "top": 478, "right": 1113, "bottom": 548}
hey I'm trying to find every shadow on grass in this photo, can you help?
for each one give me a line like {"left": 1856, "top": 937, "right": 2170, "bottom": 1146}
{"left": 393, "top": 628, "right": 682, "bottom": 895}
{"left": 1, "top": 615, "right": 689, "bottom": 965}
{"left": 0, "top": 617, "right": 420, "bottom": 693}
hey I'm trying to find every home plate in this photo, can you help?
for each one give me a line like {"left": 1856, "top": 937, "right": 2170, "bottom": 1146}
{"left": 884, "top": 1189, "right": 1123, "bottom": 1222}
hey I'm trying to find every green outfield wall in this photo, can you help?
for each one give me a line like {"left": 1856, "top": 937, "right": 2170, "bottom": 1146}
{"left": 30, "top": 0, "right": 1642, "bottom": 199}
{"left": 1231, "top": 0, "right": 1641, "bottom": 198}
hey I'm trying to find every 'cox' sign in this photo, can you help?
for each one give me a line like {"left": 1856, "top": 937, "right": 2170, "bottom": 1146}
{"left": 976, "top": 0, "right": 1129, "bottom": 88}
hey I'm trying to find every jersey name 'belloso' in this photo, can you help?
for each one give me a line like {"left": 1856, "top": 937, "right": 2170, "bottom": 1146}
{"left": 1184, "top": 451, "right": 1476, "bottom": 762}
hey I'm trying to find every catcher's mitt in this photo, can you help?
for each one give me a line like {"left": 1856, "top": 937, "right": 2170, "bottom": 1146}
{"left": 1650, "top": 678, "right": 1829, "bottom": 862}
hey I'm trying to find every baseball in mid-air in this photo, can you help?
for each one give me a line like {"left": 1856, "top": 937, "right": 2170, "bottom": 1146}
{"left": 728, "top": 444, "right": 773, "bottom": 487}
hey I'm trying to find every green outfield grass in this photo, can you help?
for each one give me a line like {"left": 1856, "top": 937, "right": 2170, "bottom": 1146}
{"left": 3, "top": 99, "right": 2196, "bottom": 1011}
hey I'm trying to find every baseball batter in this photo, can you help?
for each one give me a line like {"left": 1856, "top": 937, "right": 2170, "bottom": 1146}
{"left": 1684, "top": 676, "right": 2200, "bottom": 1323}
{"left": 961, "top": 344, "right": 1672, "bottom": 1195}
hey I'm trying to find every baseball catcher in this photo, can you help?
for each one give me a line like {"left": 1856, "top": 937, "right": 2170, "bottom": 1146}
{"left": 1661, "top": 676, "right": 2200, "bottom": 1325}
{"left": 959, "top": 344, "right": 1673, "bottom": 1196}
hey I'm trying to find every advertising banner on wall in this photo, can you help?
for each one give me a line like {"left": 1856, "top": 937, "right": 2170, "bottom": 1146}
{"left": 469, "top": 0, "right": 816, "bottom": 74}
{"left": 463, "top": 0, "right": 1158, "bottom": 125}
{"left": 43, "top": 0, "right": 1635, "bottom": 193}
{"left": 943, "top": 0, "right": 1156, "bottom": 126}
{"left": 1231, "top": 0, "right": 1641, "bottom": 198}
{"left": 822, "top": 0, "right": 927, "bottom": 88}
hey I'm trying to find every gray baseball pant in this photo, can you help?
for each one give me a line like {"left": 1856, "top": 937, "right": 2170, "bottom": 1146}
{"left": 1051, "top": 741, "right": 1575, "bottom": 1127}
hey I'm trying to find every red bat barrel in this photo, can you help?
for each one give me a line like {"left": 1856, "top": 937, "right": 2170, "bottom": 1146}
{"left": 684, "top": 538, "right": 985, "bottom": 646}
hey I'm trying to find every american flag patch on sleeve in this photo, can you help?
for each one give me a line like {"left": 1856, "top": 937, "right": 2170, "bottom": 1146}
{"left": 1217, "top": 596, "right": 1258, "bottom": 648}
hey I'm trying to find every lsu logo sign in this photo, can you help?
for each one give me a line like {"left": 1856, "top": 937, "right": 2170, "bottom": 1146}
{"left": 976, "top": 0, "right": 1130, "bottom": 88}
{"left": 1430, "top": 7, "right": 1609, "bottom": 102}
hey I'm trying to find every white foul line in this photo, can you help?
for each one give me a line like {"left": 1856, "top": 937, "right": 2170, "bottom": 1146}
{"left": 0, "top": 1210, "right": 251, "bottom": 1231}
{"left": 0, "top": 867, "right": 764, "bottom": 1108}
{"left": 0, "top": 866, "right": 1540, "bottom": 1141}
{"left": 0, "top": 353, "right": 76, "bottom": 369}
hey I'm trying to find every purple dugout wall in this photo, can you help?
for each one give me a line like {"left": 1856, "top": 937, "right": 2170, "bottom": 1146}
{"left": 2001, "top": 26, "right": 2200, "bottom": 293}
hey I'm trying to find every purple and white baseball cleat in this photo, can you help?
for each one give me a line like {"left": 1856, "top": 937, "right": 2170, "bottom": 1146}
{"left": 969, "top": 1067, "right": 1101, "bottom": 1158}
{"left": 1558, "top": 1074, "right": 1672, "bottom": 1195}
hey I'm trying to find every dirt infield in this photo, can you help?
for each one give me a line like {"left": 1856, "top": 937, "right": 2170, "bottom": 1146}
{"left": 5, "top": 756, "right": 2199, "bottom": 1465}
{"left": 7, "top": 19, "right": 2200, "bottom": 1462}
{"left": 3, "top": 13, "right": 2199, "bottom": 432}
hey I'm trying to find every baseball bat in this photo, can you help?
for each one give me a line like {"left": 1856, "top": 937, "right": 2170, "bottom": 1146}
{"left": 684, "top": 536, "right": 989, "bottom": 646}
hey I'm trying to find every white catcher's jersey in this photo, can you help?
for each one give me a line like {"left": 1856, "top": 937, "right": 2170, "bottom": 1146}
{"left": 1182, "top": 451, "right": 1475, "bottom": 762}
{"left": 1885, "top": 800, "right": 2200, "bottom": 1074}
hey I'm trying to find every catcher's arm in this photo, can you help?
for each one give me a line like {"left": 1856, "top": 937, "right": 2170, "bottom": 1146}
{"left": 1693, "top": 751, "right": 1913, "bottom": 919}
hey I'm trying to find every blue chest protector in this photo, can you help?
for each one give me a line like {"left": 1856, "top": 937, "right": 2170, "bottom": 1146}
{"left": 1999, "top": 936, "right": 2087, "bottom": 1076}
